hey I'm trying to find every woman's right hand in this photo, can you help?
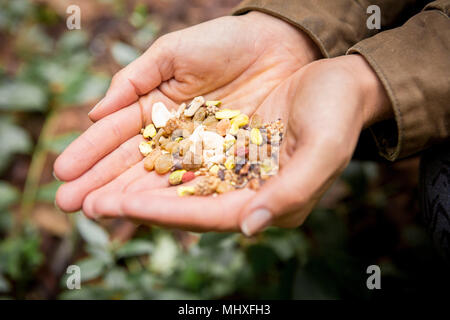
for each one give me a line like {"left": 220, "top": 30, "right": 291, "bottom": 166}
{"left": 53, "top": 11, "right": 321, "bottom": 212}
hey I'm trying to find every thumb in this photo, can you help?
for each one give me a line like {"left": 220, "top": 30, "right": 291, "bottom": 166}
{"left": 239, "top": 141, "right": 343, "bottom": 236}
{"left": 88, "top": 38, "right": 173, "bottom": 121}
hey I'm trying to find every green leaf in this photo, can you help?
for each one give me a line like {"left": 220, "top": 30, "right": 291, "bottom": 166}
{"left": 0, "top": 80, "right": 47, "bottom": 111}
{"left": 57, "top": 30, "right": 88, "bottom": 53}
{"left": 69, "top": 75, "right": 108, "bottom": 105}
{"left": 77, "top": 257, "right": 105, "bottom": 282}
{"left": 111, "top": 42, "right": 140, "bottom": 66}
{"left": 44, "top": 131, "right": 80, "bottom": 154}
{"left": 0, "top": 119, "right": 32, "bottom": 174}
{"left": 0, "top": 181, "right": 19, "bottom": 211}
{"left": 116, "top": 239, "right": 154, "bottom": 258}
{"left": 104, "top": 268, "right": 130, "bottom": 291}
{"left": 150, "top": 234, "right": 179, "bottom": 275}
{"left": 36, "top": 180, "right": 63, "bottom": 203}
{"left": 76, "top": 213, "right": 109, "bottom": 248}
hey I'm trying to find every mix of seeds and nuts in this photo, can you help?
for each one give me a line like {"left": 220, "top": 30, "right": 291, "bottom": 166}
{"left": 138, "top": 96, "right": 284, "bottom": 197}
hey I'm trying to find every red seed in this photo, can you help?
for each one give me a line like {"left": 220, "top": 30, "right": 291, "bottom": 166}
{"left": 182, "top": 171, "right": 196, "bottom": 183}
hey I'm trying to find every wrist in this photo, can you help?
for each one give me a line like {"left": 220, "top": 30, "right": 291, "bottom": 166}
{"left": 241, "top": 11, "right": 322, "bottom": 63}
{"left": 342, "top": 55, "right": 393, "bottom": 128}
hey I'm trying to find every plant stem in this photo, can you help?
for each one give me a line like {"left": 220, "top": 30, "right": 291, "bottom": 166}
{"left": 15, "top": 108, "right": 58, "bottom": 234}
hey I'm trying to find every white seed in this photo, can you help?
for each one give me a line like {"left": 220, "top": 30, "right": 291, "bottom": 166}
{"left": 184, "top": 96, "right": 205, "bottom": 117}
{"left": 201, "top": 130, "right": 224, "bottom": 151}
{"left": 152, "top": 102, "right": 172, "bottom": 128}
{"left": 175, "top": 103, "right": 186, "bottom": 118}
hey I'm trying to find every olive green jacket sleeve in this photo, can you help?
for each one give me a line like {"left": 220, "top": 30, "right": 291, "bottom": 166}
{"left": 233, "top": 0, "right": 428, "bottom": 58}
{"left": 233, "top": 0, "right": 450, "bottom": 161}
{"left": 348, "top": 1, "right": 450, "bottom": 160}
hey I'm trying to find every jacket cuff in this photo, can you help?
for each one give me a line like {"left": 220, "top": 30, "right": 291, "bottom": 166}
{"left": 348, "top": 9, "right": 450, "bottom": 161}
{"left": 232, "top": 0, "right": 372, "bottom": 58}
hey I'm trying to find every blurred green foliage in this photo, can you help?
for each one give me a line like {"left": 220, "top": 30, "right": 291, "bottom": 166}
{"left": 0, "top": 0, "right": 448, "bottom": 300}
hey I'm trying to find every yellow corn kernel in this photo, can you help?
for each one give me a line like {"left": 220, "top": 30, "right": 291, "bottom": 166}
{"left": 215, "top": 109, "right": 241, "bottom": 119}
{"left": 169, "top": 170, "right": 187, "bottom": 185}
{"left": 250, "top": 128, "right": 263, "bottom": 145}
{"left": 139, "top": 141, "right": 153, "bottom": 156}
{"left": 174, "top": 136, "right": 183, "bottom": 143}
{"left": 209, "top": 164, "right": 220, "bottom": 175}
{"left": 224, "top": 156, "right": 235, "bottom": 170}
{"left": 206, "top": 100, "right": 222, "bottom": 107}
{"left": 142, "top": 124, "right": 157, "bottom": 139}
{"left": 230, "top": 113, "right": 249, "bottom": 125}
{"left": 177, "top": 186, "right": 196, "bottom": 197}
{"left": 223, "top": 135, "right": 236, "bottom": 150}
{"left": 260, "top": 159, "right": 273, "bottom": 174}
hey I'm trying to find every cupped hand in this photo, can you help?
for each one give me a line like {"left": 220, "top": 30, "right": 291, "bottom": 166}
{"left": 53, "top": 11, "right": 321, "bottom": 212}
{"left": 84, "top": 55, "right": 392, "bottom": 234}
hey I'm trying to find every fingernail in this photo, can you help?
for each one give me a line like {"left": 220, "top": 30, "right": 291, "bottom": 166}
{"left": 52, "top": 170, "right": 60, "bottom": 182}
{"left": 241, "top": 208, "right": 272, "bottom": 237}
{"left": 88, "top": 97, "right": 104, "bottom": 116}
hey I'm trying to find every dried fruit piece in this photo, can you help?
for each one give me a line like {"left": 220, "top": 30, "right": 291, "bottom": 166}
{"left": 144, "top": 149, "right": 162, "bottom": 171}
{"left": 248, "top": 178, "right": 260, "bottom": 190}
{"left": 176, "top": 103, "right": 186, "bottom": 118}
{"left": 177, "top": 186, "right": 196, "bottom": 196}
{"left": 224, "top": 156, "right": 235, "bottom": 170}
{"left": 202, "top": 131, "right": 224, "bottom": 150}
{"left": 181, "top": 171, "right": 196, "bottom": 183}
{"left": 182, "top": 151, "right": 203, "bottom": 171}
{"left": 179, "top": 139, "right": 192, "bottom": 156}
{"left": 193, "top": 107, "right": 207, "bottom": 122}
{"left": 216, "top": 119, "right": 230, "bottom": 136}
{"left": 169, "top": 170, "right": 187, "bottom": 185}
{"left": 139, "top": 141, "right": 153, "bottom": 156}
{"left": 223, "top": 134, "right": 236, "bottom": 151}
{"left": 209, "top": 164, "right": 220, "bottom": 175}
{"left": 184, "top": 96, "right": 205, "bottom": 117}
{"left": 216, "top": 181, "right": 235, "bottom": 194}
{"left": 152, "top": 102, "right": 172, "bottom": 128}
{"left": 194, "top": 176, "right": 220, "bottom": 196}
{"left": 164, "top": 141, "right": 180, "bottom": 154}
{"left": 230, "top": 113, "right": 249, "bottom": 128}
{"left": 250, "top": 128, "right": 263, "bottom": 145}
{"left": 215, "top": 109, "right": 241, "bottom": 120}
{"left": 155, "top": 153, "right": 173, "bottom": 174}
{"left": 203, "top": 115, "right": 218, "bottom": 129}
{"left": 250, "top": 114, "right": 263, "bottom": 129}
{"left": 143, "top": 124, "right": 157, "bottom": 139}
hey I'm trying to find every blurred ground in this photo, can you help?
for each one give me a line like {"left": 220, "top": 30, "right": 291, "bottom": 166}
{"left": 0, "top": 0, "right": 449, "bottom": 300}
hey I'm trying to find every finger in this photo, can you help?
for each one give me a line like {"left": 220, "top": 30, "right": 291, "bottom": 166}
{"left": 54, "top": 88, "right": 178, "bottom": 182}
{"left": 54, "top": 103, "right": 142, "bottom": 181}
{"left": 88, "top": 38, "right": 174, "bottom": 121}
{"left": 55, "top": 135, "right": 145, "bottom": 213}
{"left": 90, "top": 176, "right": 195, "bottom": 218}
{"left": 238, "top": 140, "right": 346, "bottom": 236}
{"left": 81, "top": 161, "right": 168, "bottom": 218}
{"left": 94, "top": 188, "right": 255, "bottom": 232}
